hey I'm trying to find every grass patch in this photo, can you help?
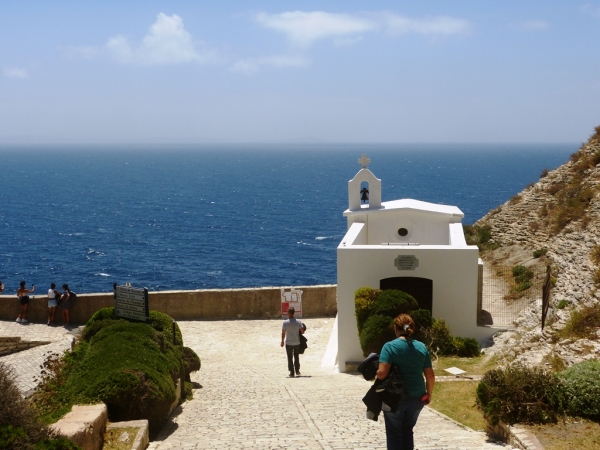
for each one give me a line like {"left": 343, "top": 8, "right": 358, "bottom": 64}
{"left": 433, "top": 355, "right": 497, "bottom": 376}
{"left": 103, "top": 426, "right": 140, "bottom": 450}
{"left": 430, "top": 381, "right": 486, "bottom": 431}
{"left": 525, "top": 419, "right": 600, "bottom": 450}
{"left": 560, "top": 305, "right": 600, "bottom": 340}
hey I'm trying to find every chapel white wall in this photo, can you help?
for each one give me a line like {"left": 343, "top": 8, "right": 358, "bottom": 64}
{"left": 336, "top": 241, "right": 492, "bottom": 371}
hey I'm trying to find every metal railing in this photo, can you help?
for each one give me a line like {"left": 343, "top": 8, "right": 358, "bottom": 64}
{"left": 478, "top": 264, "right": 547, "bottom": 327}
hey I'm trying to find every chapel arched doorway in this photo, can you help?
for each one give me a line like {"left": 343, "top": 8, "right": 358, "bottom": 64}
{"left": 380, "top": 277, "right": 433, "bottom": 314}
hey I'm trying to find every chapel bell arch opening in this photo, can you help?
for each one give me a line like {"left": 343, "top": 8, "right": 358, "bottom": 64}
{"left": 380, "top": 277, "right": 433, "bottom": 314}
{"left": 360, "top": 181, "right": 370, "bottom": 204}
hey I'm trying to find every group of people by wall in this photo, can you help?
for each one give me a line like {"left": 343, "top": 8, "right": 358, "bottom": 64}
{"left": 1, "top": 280, "right": 75, "bottom": 327}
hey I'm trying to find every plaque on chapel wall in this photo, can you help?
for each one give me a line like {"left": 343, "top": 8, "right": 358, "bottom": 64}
{"left": 394, "top": 255, "right": 419, "bottom": 271}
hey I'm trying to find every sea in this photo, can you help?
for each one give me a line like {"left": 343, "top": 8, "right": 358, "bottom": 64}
{"left": 0, "top": 143, "right": 576, "bottom": 294}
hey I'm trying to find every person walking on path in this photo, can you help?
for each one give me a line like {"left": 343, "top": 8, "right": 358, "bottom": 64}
{"left": 61, "top": 284, "right": 74, "bottom": 327}
{"left": 17, "top": 280, "right": 35, "bottom": 324}
{"left": 47, "top": 283, "right": 60, "bottom": 326}
{"left": 376, "top": 313, "right": 435, "bottom": 450}
{"left": 280, "top": 307, "right": 304, "bottom": 377}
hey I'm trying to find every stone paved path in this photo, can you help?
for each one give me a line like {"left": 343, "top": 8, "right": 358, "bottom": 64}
{"left": 0, "top": 318, "right": 516, "bottom": 449}
{"left": 149, "top": 318, "right": 513, "bottom": 450}
{"left": 0, "top": 320, "right": 79, "bottom": 395}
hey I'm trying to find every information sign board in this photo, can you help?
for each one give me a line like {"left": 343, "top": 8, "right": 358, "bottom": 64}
{"left": 281, "top": 287, "right": 303, "bottom": 318}
{"left": 114, "top": 283, "right": 149, "bottom": 322}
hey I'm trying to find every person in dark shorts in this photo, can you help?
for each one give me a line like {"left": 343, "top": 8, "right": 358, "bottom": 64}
{"left": 61, "top": 284, "right": 73, "bottom": 327}
{"left": 280, "top": 307, "right": 305, "bottom": 377}
{"left": 17, "top": 280, "right": 35, "bottom": 324}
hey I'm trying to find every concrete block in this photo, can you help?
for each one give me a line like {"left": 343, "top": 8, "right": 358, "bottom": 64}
{"left": 107, "top": 420, "right": 149, "bottom": 450}
{"left": 51, "top": 403, "right": 108, "bottom": 450}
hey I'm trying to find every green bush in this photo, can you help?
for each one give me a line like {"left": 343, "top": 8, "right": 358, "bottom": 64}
{"left": 454, "top": 337, "right": 481, "bottom": 357}
{"left": 463, "top": 224, "right": 499, "bottom": 251}
{"left": 359, "top": 315, "right": 394, "bottom": 356}
{"left": 369, "top": 290, "right": 418, "bottom": 318}
{"left": 34, "top": 310, "right": 200, "bottom": 434}
{"left": 533, "top": 248, "right": 548, "bottom": 258}
{"left": 556, "top": 360, "right": 600, "bottom": 419}
{"left": 354, "top": 287, "right": 379, "bottom": 333}
{"left": 410, "top": 308, "right": 433, "bottom": 330}
{"left": 0, "top": 363, "right": 80, "bottom": 450}
{"left": 183, "top": 346, "right": 201, "bottom": 382}
{"left": 556, "top": 300, "right": 570, "bottom": 310}
{"left": 476, "top": 365, "right": 559, "bottom": 425}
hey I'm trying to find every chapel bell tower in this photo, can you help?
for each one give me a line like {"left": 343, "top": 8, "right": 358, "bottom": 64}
{"left": 348, "top": 154, "right": 381, "bottom": 211}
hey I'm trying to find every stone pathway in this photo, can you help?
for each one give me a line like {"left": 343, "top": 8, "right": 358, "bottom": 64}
{"left": 149, "top": 318, "right": 513, "bottom": 450}
{"left": 0, "top": 317, "right": 516, "bottom": 448}
{"left": 0, "top": 320, "right": 79, "bottom": 395}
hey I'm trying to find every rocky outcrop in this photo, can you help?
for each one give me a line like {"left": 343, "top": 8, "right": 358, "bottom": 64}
{"left": 476, "top": 127, "right": 600, "bottom": 367}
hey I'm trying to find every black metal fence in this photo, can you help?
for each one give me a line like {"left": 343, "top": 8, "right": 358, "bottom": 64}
{"left": 478, "top": 264, "right": 547, "bottom": 327}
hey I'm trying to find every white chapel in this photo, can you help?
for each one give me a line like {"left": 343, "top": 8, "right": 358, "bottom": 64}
{"left": 330, "top": 155, "right": 494, "bottom": 372}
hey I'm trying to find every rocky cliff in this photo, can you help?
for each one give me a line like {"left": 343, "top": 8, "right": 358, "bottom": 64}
{"left": 476, "top": 126, "right": 600, "bottom": 368}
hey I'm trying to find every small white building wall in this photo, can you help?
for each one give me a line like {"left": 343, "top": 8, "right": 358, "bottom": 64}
{"left": 361, "top": 210, "right": 458, "bottom": 245}
{"left": 449, "top": 223, "right": 468, "bottom": 246}
{"left": 336, "top": 237, "right": 492, "bottom": 370}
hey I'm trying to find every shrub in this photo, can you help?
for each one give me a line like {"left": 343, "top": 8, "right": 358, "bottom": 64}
{"left": 476, "top": 365, "right": 559, "bottom": 425}
{"left": 410, "top": 309, "right": 433, "bottom": 330}
{"left": 183, "top": 346, "right": 201, "bottom": 382}
{"left": 354, "top": 287, "right": 379, "bottom": 333}
{"left": 590, "top": 245, "right": 600, "bottom": 265}
{"left": 533, "top": 248, "right": 548, "bottom": 258}
{"left": 511, "top": 265, "right": 534, "bottom": 293}
{"left": 369, "top": 290, "right": 418, "bottom": 318}
{"left": 556, "top": 360, "right": 600, "bottom": 419}
{"left": 454, "top": 337, "right": 481, "bottom": 357}
{"left": 463, "top": 224, "right": 498, "bottom": 250}
{"left": 359, "top": 315, "right": 394, "bottom": 356}
{"left": 560, "top": 305, "right": 600, "bottom": 340}
{"left": 34, "top": 310, "right": 200, "bottom": 434}
{"left": 556, "top": 300, "right": 570, "bottom": 310}
{"left": 540, "top": 168, "right": 549, "bottom": 178}
{"left": 0, "top": 363, "right": 80, "bottom": 450}
{"left": 419, "top": 319, "right": 480, "bottom": 357}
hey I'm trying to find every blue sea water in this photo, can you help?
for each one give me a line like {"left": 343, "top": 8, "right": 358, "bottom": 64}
{"left": 0, "top": 143, "right": 576, "bottom": 294}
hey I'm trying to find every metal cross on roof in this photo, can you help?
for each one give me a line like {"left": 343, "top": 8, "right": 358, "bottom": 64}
{"left": 358, "top": 154, "right": 371, "bottom": 169}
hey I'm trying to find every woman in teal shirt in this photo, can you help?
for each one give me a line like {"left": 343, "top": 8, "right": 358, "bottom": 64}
{"left": 376, "top": 314, "right": 435, "bottom": 450}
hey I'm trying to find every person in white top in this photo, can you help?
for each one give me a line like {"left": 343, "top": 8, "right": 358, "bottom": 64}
{"left": 47, "top": 283, "right": 60, "bottom": 326}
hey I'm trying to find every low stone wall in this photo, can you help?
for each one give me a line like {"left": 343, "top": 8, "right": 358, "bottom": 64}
{"left": 0, "top": 285, "right": 337, "bottom": 325}
{"left": 0, "top": 336, "right": 51, "bottom": 356}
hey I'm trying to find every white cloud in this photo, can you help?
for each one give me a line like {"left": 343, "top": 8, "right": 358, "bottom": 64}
{"left": 384, "top": 14, "right": 470, "bottom": 36}
{"left": 581, "top": 3, "right": 600, "bottom": 18}
{"left": 230, "top": 55, "right": 309, "bottom": 75}
{"left": 255, "top": 11, "right": 375, "bottom": 47}
{"left": 254, "top": 11, "right": 470, "bottom": 47}
{"left": 105, "top": 13, "right": 215, "bottom": 65}
{"left": 3, "top": 67, "right": 29, "bottom": 78}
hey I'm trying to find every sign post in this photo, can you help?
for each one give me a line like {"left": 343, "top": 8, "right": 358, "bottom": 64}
{"left": 113, "top": 283, "right": 150, "bottom": 323}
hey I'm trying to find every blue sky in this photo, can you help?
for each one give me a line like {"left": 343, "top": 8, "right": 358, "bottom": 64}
{"left": 1, "top": 1, "right": 599, "bottom": 144}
